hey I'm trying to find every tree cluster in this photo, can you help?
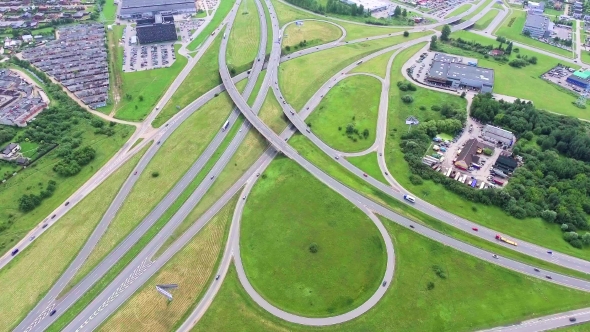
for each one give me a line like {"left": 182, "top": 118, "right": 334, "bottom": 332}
{"left": 53, "top": 146, "right": 96, "bottom": 177}
{"left": 18, "top": 180, "right": 56, "bottom": 212}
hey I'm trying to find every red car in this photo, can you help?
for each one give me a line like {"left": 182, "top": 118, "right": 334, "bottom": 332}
{"left": 472, "top": 227, "right": 478, "bottom": 231}
{"left": 363, "top": 173, "right": 368, "bottom": 177}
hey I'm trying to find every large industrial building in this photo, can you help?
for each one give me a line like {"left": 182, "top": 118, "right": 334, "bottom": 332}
{"left": 481, "top": 125, "right": 516, "bottom": 147}
{"left": 426, "top": 60, "right": 494, "bottom": 93}
{"left": 136, "top": 14, "right": 178, "bottom": 44}
{"left": 566, "top": 69, "right": 590, "bottom": 90}
{"left": 522, "top": 13, "right": 552, "bottom": 38}
{"left": 340, "top": 0, "right": 389, "bottom": 13}
{"left": 119, "top": 0, "right": 196, "bottom": 19}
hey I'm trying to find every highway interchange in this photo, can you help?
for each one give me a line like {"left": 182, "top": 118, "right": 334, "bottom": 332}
{"left": 4, "top": 0, "right": 590, "bottom": 331}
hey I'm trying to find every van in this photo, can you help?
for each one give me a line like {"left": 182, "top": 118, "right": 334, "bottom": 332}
{"left": 403, "top": 195, "right": 416, "bottom": 203}
{"left": 11, "top": 249, "right": 19, "bottom": 256}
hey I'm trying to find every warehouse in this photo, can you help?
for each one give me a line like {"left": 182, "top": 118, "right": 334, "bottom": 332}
{"left": 426, "top": 61, "right": 494, "bottom": 93}
{"left": 481, "top": 125, "right": 515, "bottom": 147}
{"left": 136, "top": 14, "right": 178, "bottom": 44}
{"left": 119, "top": 0, "right": 196, "bottom": 19}
{"left": 566, "top": 69, "right": 590, "bottom": 90}
{"left": 522, "top": 13, "right": 552, "bottom": 38}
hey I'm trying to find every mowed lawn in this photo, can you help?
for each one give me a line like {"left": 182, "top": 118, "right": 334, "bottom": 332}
{"left": 306, "top": 75, "right": 381, "bottom": 152}
{"left": 227, "top": 0, "right": 261, "bottom": 74}
{"left": 66, "top": 93, "right": 235, "bottom": 289}
{"left": 282, "top": 21, "right": 342, "bottom": 54}
{"left": 445, "top": 30, "right": 589, "bottom": 120}
{"left": 495, "top": 10, "right": 573, "bottom": 57}
{"left": 279, "top": 31, "right": 431, "bottom": 110}
{"left": 270, "top": 0, "right": 406, "bottom": 41}
{"left": 346, "top": 152, "right": 388, "bottom": 184}
{"left": 258, "top": 90, "right": 289, "bottom": 134}
{"left": 187, "top": 0, "right": 236, "bottom": 51}
{"left": 153, "top": 35, "right": 222, "bottom": 127}
{"left": 445, "top": 3, "right": 472, "bottom": 18}
{"left": 99, "top": 0, "right": 117, "bottom": 23}
{"left": 240, "top": 157, "right": 386, "bottom": 317}
{"left": 99, "top": 196, "right": 236, "bottom": 332}
{"left": 0, "top": 122, "right": 133, "bottom": 256}
{"left": 350, "top": 49, "right": 396, "bottom": 78}
{"left": 473, "top": 9, "right": 499, "bottom": 30}
{"left": 195, "top": 221, "right": 590, "bottom": 331}
{"left": 386, "top": 41, "right": 590, "bottom": 261}
{"left": 0, "top": 147, "right": 145, "bottom": 331}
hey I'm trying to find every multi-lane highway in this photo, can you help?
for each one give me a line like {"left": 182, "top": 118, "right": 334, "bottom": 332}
{"left": 9, "top": 0, "right": 590, "bottom": 331}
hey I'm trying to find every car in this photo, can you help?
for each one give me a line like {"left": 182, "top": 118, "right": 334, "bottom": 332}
{"left": 215, "top": 275, "right": 220, "bottom": 280}
{"left": 546, "top": 275, "right": 552, "bottom": 279}
{"left": 382, "top": 281, "right": 387, "bottom": 287}
{"left": 243, "top": 196, "right": 246, "bottom": 200}
{"left": 134, "top": 171, "right": 137, "bottom": 175}
{"left": 49, "top": 309, "right": 57, "bottom": 316}
{"left": 11, "top": 249, "right": 19, "bottom": 256}
{"left": 306, "top": 128, "right": 311, "bottom": 133}
{"left": 379, "top": 152, "right": 382, "bottom": 156}
{"left": 335, "top": 156, "right": 339, "bottom": 160}
{"left": 65, "top": 202, "right": 69, "bottom": 206}
{"left": 403, "top": 195, "right": 416, "bottom": 203}
{"left": 492, "top": 254, "right": 498, "bottom": 259}
{"left": 42, "top": 224, "right": 48, "bottom": 229}
{"left": 547, "top": 251, "right": 553, "bottom": 254}
{"left": 157, "top": 141, "right": 161, "bottom": 145}
{"left": 210, "top": 175, "right": 215, "bottom": 180}
{"left": 534, "top": 268, "right": 540, "bottom": 272}
{"left": 363, "top": 173, "right": 368, "bottom": 177}
{"left": 51, "top": 214, "right": 56, "bottom": 219}
{"left": 409, "top": 225, "right": 415, "bottom": 229}
{"left": 29, "top": 236, "right": 35, "bottom": 241}
{"left": 256, "top": 173, "right": 260, "bottom": 177}
{"left": 570, "top": 317, "right": 577, "bottom": 322}
{"left": 384, "top": 172, "right": 388, "bottom": 175}
{"left": 472, "top": 227, "right": 478, "bottom": 231}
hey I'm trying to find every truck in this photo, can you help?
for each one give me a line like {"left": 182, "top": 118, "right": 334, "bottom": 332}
{"left": 221, "top": 120, "right": 230, "bottom": 132}
{"left": 496, "top": 234, "right": 518, "bottom": 246}
{"left": 492, "top": 178, "right": 504, "bottom": 186}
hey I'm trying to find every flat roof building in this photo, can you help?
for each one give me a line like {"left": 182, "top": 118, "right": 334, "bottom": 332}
{"left": 136, "top": 14, "right": 178, "bottom": 44}
{"left": 481, "top": 124, "right": 515, "bottom": 146}
{"left": 427, "top": 61, "right": 494, "bottom": 93}
{"left": 523, "top": 13, "right": 552, "bottom": 38}
{"left": 119, "top": 0, "right": 196, "bottom": 19}
{"left": 494, "top": 155, "right": 518, "bottom": 174}
{"left": 527, "top": 1, "right": 545, "bottom": 14}
{"left": 566, "top": 69, "right": 590, "bottom": 89}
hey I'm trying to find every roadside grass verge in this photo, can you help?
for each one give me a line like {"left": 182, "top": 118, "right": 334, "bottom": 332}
{"left": 154, "top": 35, "right": 222, "bottom": 128}
{"left": 97, "top": 196, "right": 237, "bottom": 332}
{"left": 279, "top": 31, "right": 431, "bottom": 110}
{"left": 194, "top": 222, "right": 590, "bottom": 331}
{"left": 306, "top": 74, "right": 381, "bottom": 152}
{"left": 241, "top": 157, "right": 386, "bottom": 317}
{"left": 495, "top": 9, "right": 573, "bottom": 58}
{"left": 350, "top": 49, "right": 396, "bottom": 78}
{"left": 187, "top": 0, "right": 236, "bottom": 51}
{"left": 461, "top": 0, "right": 492, "bottom": 21}
{"left": 258, "top": 90, "right": 290, "bottom": 134}
{"left": 99, "top": 0, "right": 117, "bottom": 23}
{"left": 445, "top": 3, "right": 472, "bottom": 18}
{"left": 473, "top": 9, "right": 499, "bottom": 30}
{"left": 64, "top": 93, "right": 235, "bottom": 292}
{"left": 346, "top": 152, "right": 388, "bottom": 185}
{"left": 442, "top": 30, "right": 588, "bottom": 120}
{"left": 0, "top": 145, "right": 146, "bottom": 331}
{"left": 227, "top": 0, "right": 261, "bottom": 74}
{"left": 282, "top": 21, "right": 342, "bottom": 55}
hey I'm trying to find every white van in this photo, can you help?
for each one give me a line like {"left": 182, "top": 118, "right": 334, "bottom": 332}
{"left": 403, "top": 195, "right": 416, "bottom": 203}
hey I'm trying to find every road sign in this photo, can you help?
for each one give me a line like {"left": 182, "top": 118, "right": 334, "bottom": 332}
{"left": 156, "top": 284, "right": 178, "bottom": 301}
{"left": 405, "top": 116, "right": 419, "bottom": 125}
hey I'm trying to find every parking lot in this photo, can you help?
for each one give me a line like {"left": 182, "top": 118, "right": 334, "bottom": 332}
{"left": 542, "top": 65, "right": 584, "bottom": 93}
{"left": 176, "top": 19, "right": 205, "bottom": 43}
{"left": 122, "top": 25, "right": 176, "bottom": 72}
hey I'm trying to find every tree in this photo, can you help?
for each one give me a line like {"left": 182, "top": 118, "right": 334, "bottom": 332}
{"left": 403, "top": 31, "right": 409, "bottom": 37}
{"left": 523, "top": 29, "right": 531, "bottom": 37}
{"left": 393, "top": 5, "right": 401, "bottom": 17}
{"left": 430, "top": 35, "right": 438, "bottom": 50}
{"left": 483, "top": 148, "right": 493, "bottom": 156}
{"left": 362, "top": 128, "right": 369, "bottom": 138}
{"left": 401, "top": 95, "right": 414, "bottom": 103}
{"left": 309, "top": 243, "right": 319, "bottom": 253}
{"left": 460, "top": 91, "right": 466, "bottom": 98}
{"left": 138, "top": 95, "right": 144, "bottom": 102}
{"left": 441, "top": 25, "right": 451, "bottom": 41}
{"left": 402, "top": 8, "right": 407, "bottom": 17}
{"left": 505, "top": 42, "right": 513, "bottom": 55}
{"left": 345, "top": 124, "right": 354, "bottom": 134}
{"left": 583, "top": 233, "right": 590, "bottom": 245}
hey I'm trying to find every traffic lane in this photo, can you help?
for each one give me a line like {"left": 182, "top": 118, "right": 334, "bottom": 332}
{"left": 480, "top": 307, "right": 590, "bottom": 332}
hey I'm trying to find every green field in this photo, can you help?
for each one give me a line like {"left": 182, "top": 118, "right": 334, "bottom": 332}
{"left": 495, "top": 10, "right": 573, "bottom": 57}
{"left": 493, "top": 3, "right": 504, "bottom": 10}
{"left": 0, "top": 146, "right": 145, "bottom": 331}
{"left": 195, "top": 221, "right": 590, "bottom": 331}
{"left": 227, "top": 0, "right": 261, "bottom": 74}
{"left": 279, "top": 31, "right": 431, "bottom": 110}
{"left": 99, "top": 196, "right": 236, "bottom": 332}
{"left": 65, "top": 93, "right": 235, "bottom": 290}
{"left": 346, "top": 152, "right": 388, "bottom": 184}
{"left": 258, "top": 89, "right": 289, "bottom": 134}
{"left": 350, "top": 49, "right": 397, "bottom": 78}
{"left": 306, "top": 75, "right": 381, "bottom": 152}
{"left": 187, "top": 0, "right": 237, "bottom": 51}
{"left": 443, "top": 31, "right": 588, "bottom": 120}
{"left": 445, "top": 3, "right": 472, "bottom": 18}
{"left": 99, "top": 0, "right": 117, "bottom": 23}
{"left": 461, "top": 0, "right": 492, "bottom": 21}
{"left": 241, "top": 157, "right": 386, "bottom": 317}
{"left": 473, "top": 8, "right": 499, "bottom": 30}
{"left": 154, "top": 35, "right": 222, "bottom": 127}
{"left": 388, "top": 38, "right": 590, "bottom": 261}
{"left": 282, "top": 21, "right": 342, "bottom": 55}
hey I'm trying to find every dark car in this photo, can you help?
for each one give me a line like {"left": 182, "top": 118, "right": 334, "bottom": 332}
{"left": 534, "top": 268, "right": 540, "bottom": 272}
{"left": 134, "top": 171, "right": 137, "bottom": 175}
{"left": 11, "top": 249, "right": 19, "bottom": 256}
{"left": 51, "top": 214, "right": 56, "bottom": 219}
{"left": 49, "top": 309, "right": 57, "bottom": 316}
{"left": 570, "top": 317, "right": 577, "bottom": 322}
{"left": 409, "top": 225, "right": 415, "bottom": 229}
{"left": 382, "top": 281, "right": 387, "bottom": 287}
{"left": 42, "top": 224, "right": 48, "bottom": 229}
{"left": 546, "top": 275, "right": 552, "bottom": 280}
{"left": 215, "top": 275, "right": 220, "bottom": 280}
{"left": 65, "top": 202, "right": 69, "bottom": 206}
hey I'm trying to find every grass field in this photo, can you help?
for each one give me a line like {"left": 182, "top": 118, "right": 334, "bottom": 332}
{"left": 306, "top": 75, "right": 381, "bottom": 152}
{"left": 387, "top": 40, "right": 590, "bottom": 260}
{"left": 350, "top": 49, "right": 396, "bottom": 78}
{"left": 495, "top": 10, "right": 574, "bottom": 57}
{"left": 493, "top": 3, "right": 504, "bottom": 9}
{"left": 0, "top": 121, "right": 133, "bottom": 256}
{"left": 258, "top": 90, "right": 289, "bottom": 134}
{"left": 346, "top": 152, "right": 388, "bottom": 185}
{"left": 270, "top": 0, "right": 406, "bottom": 41}
{"left": 461, "top": 0, "right": 492, "bottom": 21}
{"left": 98, "top": 196, "right": 236, "bottom": 332}
{"left": 282, "top": 21, "right": 342, "bottom": 54}
{"left": 195, "top": 221, "right": 590, "bottom": 331}
{"left": 187, "top": 0, "right": 236, "bottom": 51}
{"left": 65, "top": 93, "right": 235, "bottom": 290}
{"left": 441, "top": 31, "right": 590, "bottom": 120}
{"left": 445, "top": 3, "right": 472, "bottom": 18}
{"left": 473, "top": 9, "right": 499, "bottom": 30}
{"left": 227, "top": 0, "right": 261, "bottom": 74}
{"left": 279, "top": 31, "right": 431, "bottom": 110}
{"left": 99, "top": 0, "right": 117, "bottom": 23}
{"left": 153, "top": 36, "right": 222, "bottom": 127}
{"left": 241, "top": 157, "right": 386, "bottom": 317}
{"left": 0, "top": 146, "right": 145, "bottom": 331}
